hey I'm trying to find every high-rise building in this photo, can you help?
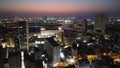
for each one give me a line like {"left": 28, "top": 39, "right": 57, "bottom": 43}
{"left": 43, "top": 16, "right": 48, "bottom": 24}
{"left": 94, "top": 13, "right": 107, "bottom": 34}
{"left": 17, "top": 21, "right": 28, "bottom": 50}
{"left": 81, "top": 19, "right": 88, "bottom": 35}
{"left": 44, "top": 37, "right": 60, "bottom": 66}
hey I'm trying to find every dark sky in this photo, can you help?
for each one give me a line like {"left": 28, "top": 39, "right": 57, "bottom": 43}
{"left": 0, "top": 0, "right": 120, "bottom": 18}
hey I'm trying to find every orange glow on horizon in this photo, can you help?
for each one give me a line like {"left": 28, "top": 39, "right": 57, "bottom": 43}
{"left": 0, "top": 4, "right": 103, "bottom": 14}
{"left": 0, "top": 0, "right": 119, "bottom": 16}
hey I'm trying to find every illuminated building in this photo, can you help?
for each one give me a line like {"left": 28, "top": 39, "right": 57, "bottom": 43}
{"left": 17, "top": 21, "right": 28, "bottom": 50}
{"left": 44, "top": 37, "right": 60, "bottom": 66}
{"left": 28, "top": 21, "right": 63, "bottom": 50}
{"left": 43, "top": 16, "right": 48, "bottom": 24}
{"left": 63, "top": 28, "right": 77, "bottom": 45}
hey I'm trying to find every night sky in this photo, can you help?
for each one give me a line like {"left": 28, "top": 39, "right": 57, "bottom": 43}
{"left": 0, "top": 0, "right": 120, "bottom": 18}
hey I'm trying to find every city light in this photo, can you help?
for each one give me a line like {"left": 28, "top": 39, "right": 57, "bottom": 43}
{"left": 76, "top": 37, "right": 81, "bottom": 40}
{"left": 35, "top": 45, "right": 38, "bottom": 47}
{"left": 58, "top": 27, "right": 62, "bottom": 30}
{"left": 1, "top": 43, "right": 6, "bottom": 48}
{"left": 21, "top": 51, "right": 25, "bottom": 68}
{"left": 35, "top": 41, "right": 41, "bottom": 44}
{"left": 41, "top": 28, "right": 46, "bottom": 30}
{"left": 21, "top": 51, "right": 24, "bottom": 60}
{"left": 87, "top": 43, "right": 94, "bottom": 46}
{"left": 77, "top": 44, "right": 79, "bottom": 47}
{"left": 69, "top": 59, "right": 75, "bottom": 64}
{"left": 28, "top": 52, "right": 31, "bottom": 55}
{"left": 114, "top": 58, "right": 120, "bottom": 63}
{"left": 83, "top": 39, "right": 87, "bottom": 43}
{"left": 47, "top": 36, "right": 50, "bottom": 38}
{"left": 117, "top": 19, "right": 120, "bottom": 22}
{"left": 64, "top": 45, "right": 69, "bottom": 48}
{"left": 34, "top": 34, "right": 37, "bottom": 36}
{"left": 41, "top": 41, "right": 45, "bottom": 44}
{"left": 92, "top": 22, "right": 95, "bottom": 24}
{"left": 37, "top": 35, "right": 41, "bottom": 38}
{"left": 87, "top": 55, "right": 97, "bottom": 64}
{"left": 43, "top": 61, "right": 47, "bottom": 68}
{"left": 42, "top": 54, "right": 45, "bottom": 57}
{"left": 35, "top": 41, "right": 45, "bottom": 44}
{"left": 60, "top": 52, "right": 65, "bottom": 58}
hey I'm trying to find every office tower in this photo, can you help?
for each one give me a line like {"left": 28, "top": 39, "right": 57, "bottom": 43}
{"left": 94, "top": 13, "right": 107, "bottom": 34}
{"left": 17, "top": 21, "right": 28, "bottom": 50}
{"left": 63, "top": 29, "right": 76, "bottom": 46}
{"left": 81, "top": 19, "right": 87, "bottom": 35}
{"left": 45, "top": 37, "right": 60, "bottom": 66}
{"left": 43, "top": 16, "right": 48, "bottom": 24}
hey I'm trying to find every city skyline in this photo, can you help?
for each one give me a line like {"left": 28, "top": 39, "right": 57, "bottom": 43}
{"left": 0, "top": 0, "right": 120, "bottom": 18}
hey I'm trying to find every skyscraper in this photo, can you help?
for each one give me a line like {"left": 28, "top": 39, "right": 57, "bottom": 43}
{"left": 94, "top": 13, "right": 107, "bottom": 34}
{"left": 81, "top": 19, "right": 87, "bottom": 35}
{"left": 45, "top": 37, "right": 60, "bottom": 66}
{"left": 43, "top": 16, "right": 48, "bottom": 24}
{"left": 17, "top": 21, "right": 28, "bottom": 50}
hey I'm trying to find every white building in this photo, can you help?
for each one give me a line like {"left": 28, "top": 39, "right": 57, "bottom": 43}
{"left": 44, "top": 37, "right": 60, "bottom": 65}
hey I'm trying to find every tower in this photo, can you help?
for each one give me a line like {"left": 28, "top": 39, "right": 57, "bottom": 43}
{"left": 94, "top": 13, "right": 107, "bottom": 34}
{"left": 17, "top": 21, "right": 28, "bottom": 50}
{"left": 43, "top": 16, "right": 48, "bottom": 24}
{"left": 81, "top": 19, "right": 87, "bottom": 35}
{"left": 45, "top": 37, "right": 60, "bottom": 66}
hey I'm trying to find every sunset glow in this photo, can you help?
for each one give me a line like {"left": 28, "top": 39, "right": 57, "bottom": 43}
{"left": 0, "top": 0, "right": 120, "bottom": 17}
